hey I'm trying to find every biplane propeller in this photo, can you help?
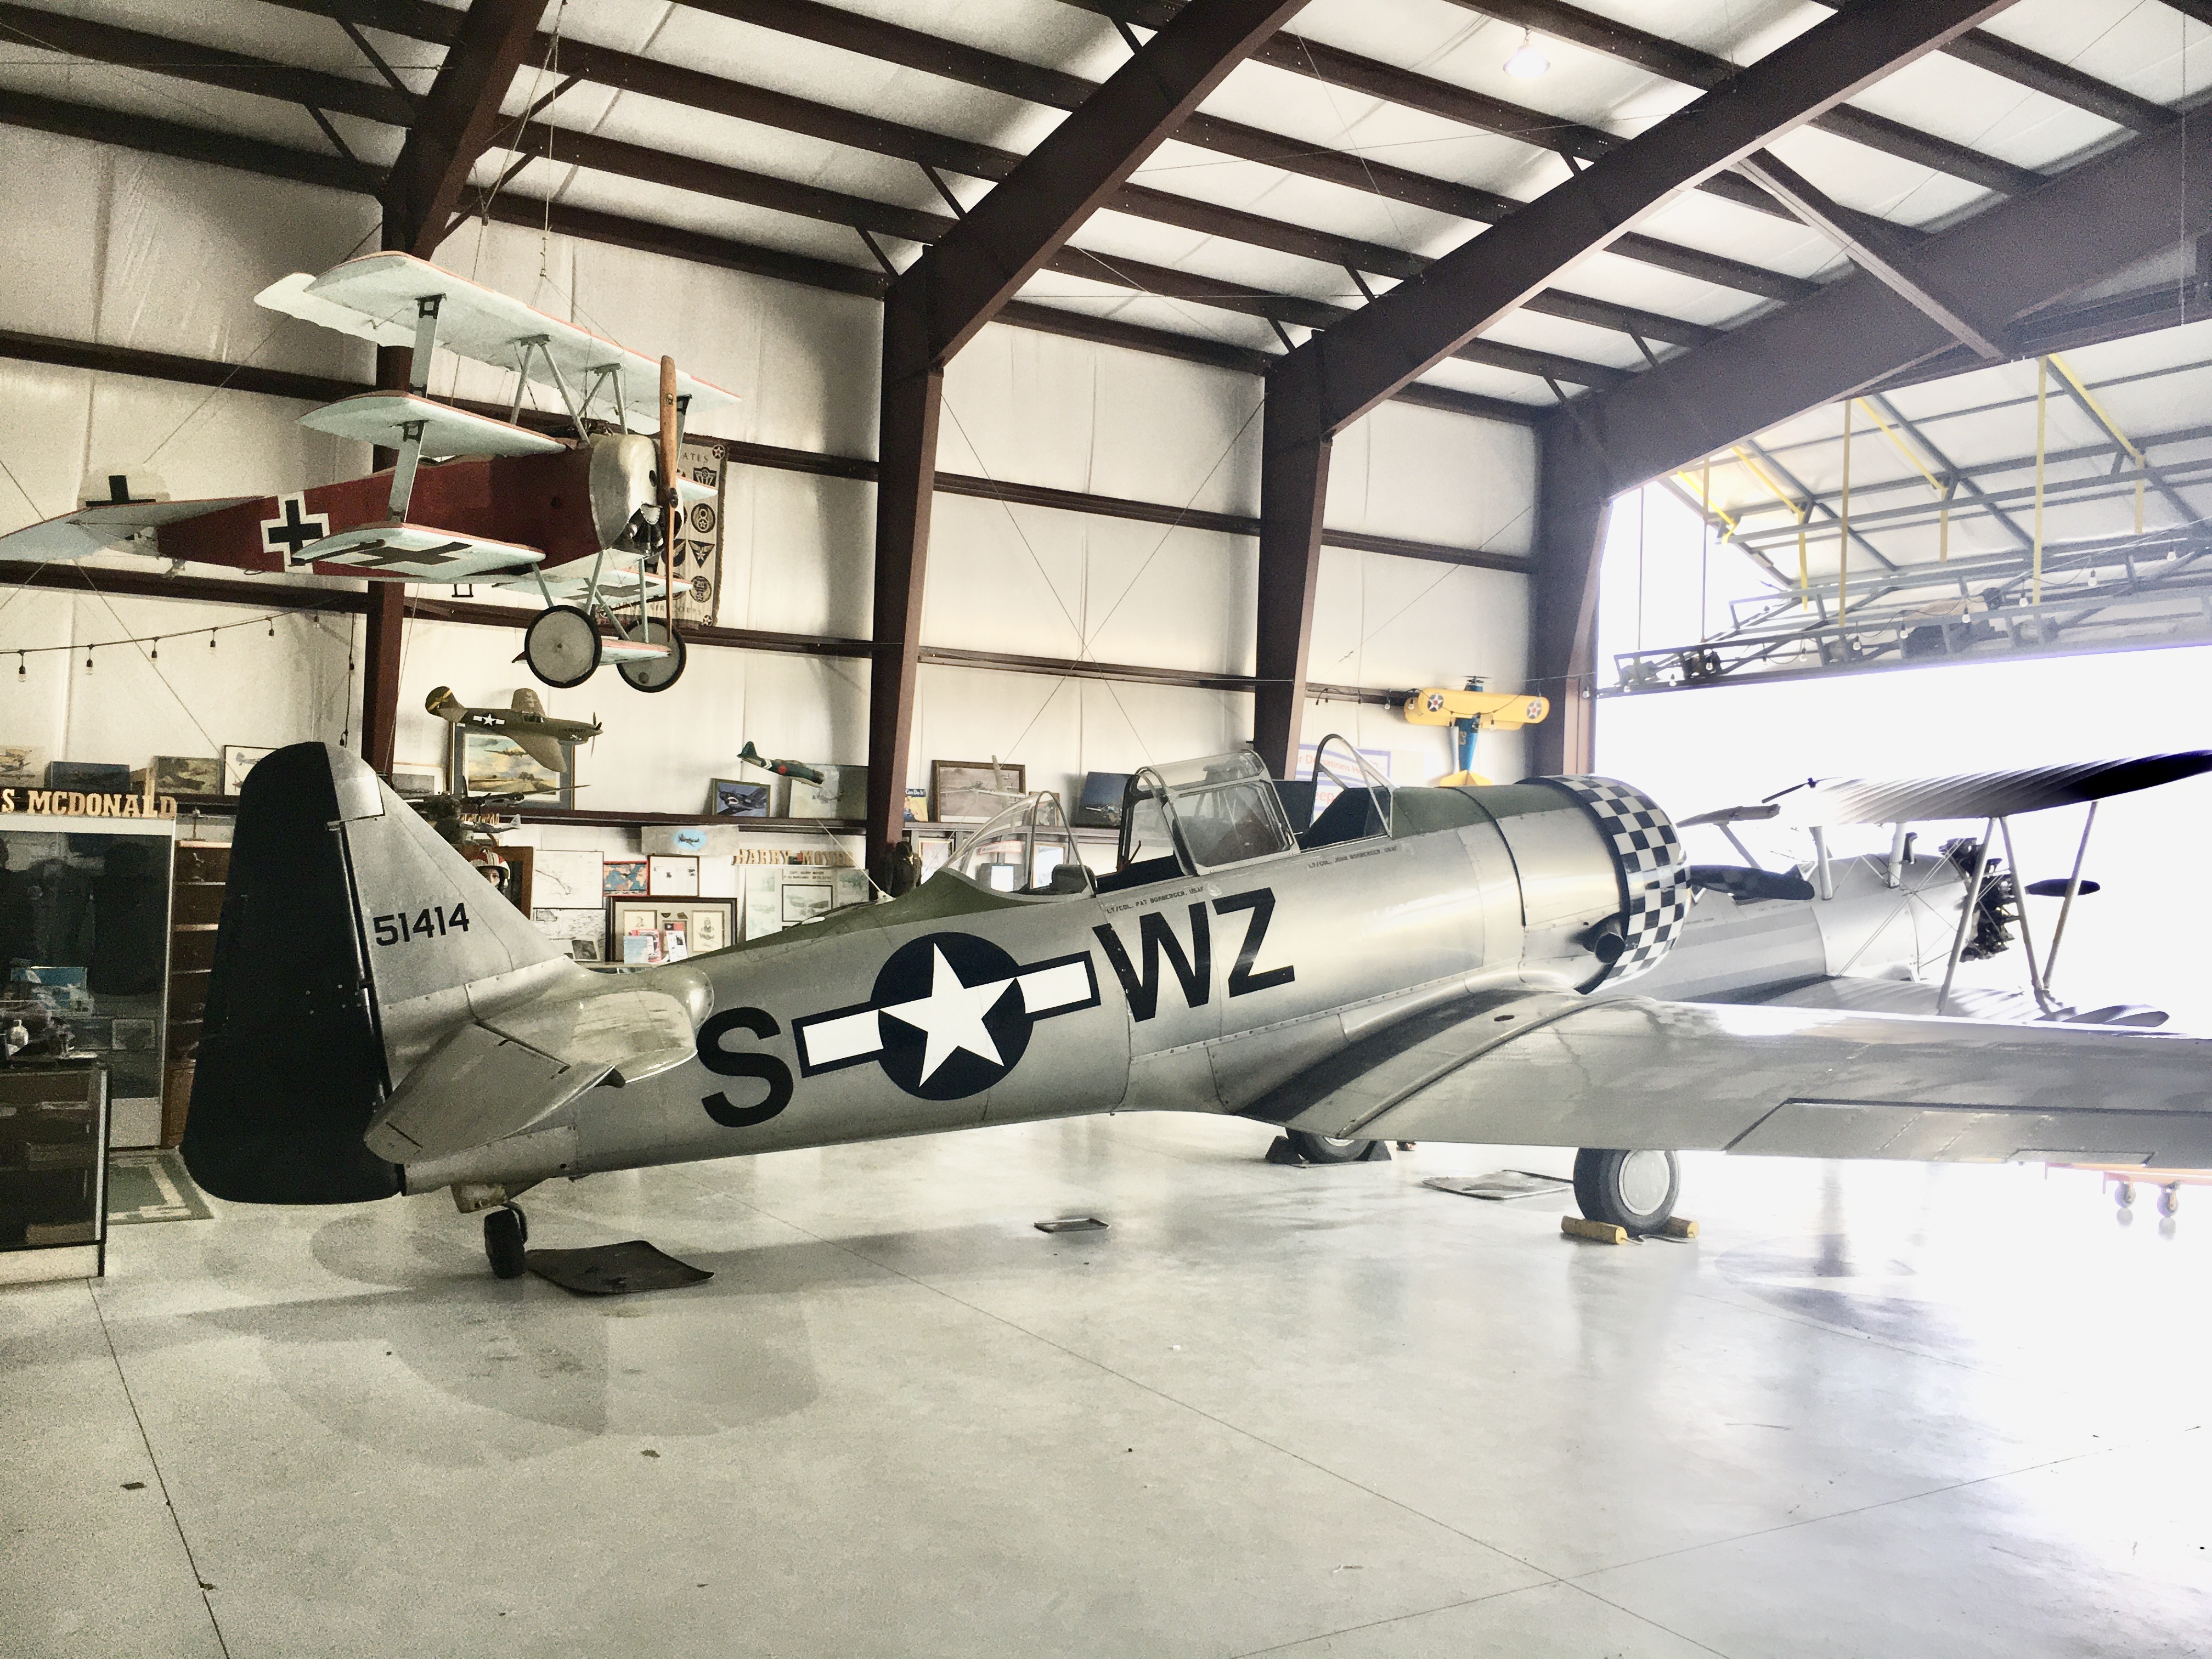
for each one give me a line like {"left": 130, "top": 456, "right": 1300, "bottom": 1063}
{"left": 0, "top": 252, "right": 736, "bottom": 694}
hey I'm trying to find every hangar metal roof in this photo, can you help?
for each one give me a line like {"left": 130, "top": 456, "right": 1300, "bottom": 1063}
{"left": 2, "top": 0, "right": 2206, "bottom": 425}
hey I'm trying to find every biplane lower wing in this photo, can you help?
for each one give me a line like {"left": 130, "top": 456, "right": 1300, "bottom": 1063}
{"left": 1271, "top": 992, "right": 2212, "bottom": 1168}
{"left": 297, "top": 522, "right": 544, "bottom": 581}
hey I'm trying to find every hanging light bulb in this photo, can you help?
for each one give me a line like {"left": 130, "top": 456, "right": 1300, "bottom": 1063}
{"left": 85, "top": 647, "right": 94, "bottom": 671}
{"left": 150, "top": 638, "right": 160, "bottom": 660}
{"left": 210, "top": 629, "right": 218, "bottom": 651}
{"left": 16, "top": 652, "right": 25, "bottom": 679}
{"left": 267, "top": 617, "right": 275, "bottom": 637}
{"left": 1503, "top": 28, "right": 1548, "bottom": 78}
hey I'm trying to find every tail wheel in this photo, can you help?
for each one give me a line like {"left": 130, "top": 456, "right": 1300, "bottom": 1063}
{"left": 617, "top": 620, "right": 687, "bottom": 693}
{"left": 1573, "top": 1148, "right": 1679, "bottom": 1233}
{"left": 1285, "top": 1129, "right": 1381, "bottom": 1164}
{"left": 484, "top": 1205, "right": 528, "bottom": 1278}
{"left": 524, "top": 605, "right": 601, "bottom": 689}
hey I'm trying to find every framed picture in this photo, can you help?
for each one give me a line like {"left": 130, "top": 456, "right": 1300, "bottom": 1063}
{"left": 569, "top": 936, "right": 603, "bottom": 964}
{"left": 532, "top": 907, "right": 604, "bottom": 941}
{"left": 1073, "top": 771, "right": 1131, "bottom": 828}
{"left": 453, "top": 727, "right": 571, "bottom": 806}
{"left": 610, "top": 900, "right": 734, "bottom": 964}
{"left": 0, "top": 744, "right": 45, "bottom": 789}
{"left": 788, "top": 764, "right": 866, "bottom": 820}
{"left": 388, "top": 763, "right": 444, "bottom": 800}
{"left": 603, "top": 856, "right": 648, "bottom": 897}
{"left": 532, "top": 848, "right": 604, "bottom": 909}
{"left": 781, "top": 879, "right": 834, "bottom": 924}
{"left": 709, "top": 778, "right": 769, "bottom": 817}
{"left": 221, "top": 746, "right": 275, "bottom": 794}
{"left": 932, "top": 759, "right": 1026, "bottom": 824}
{"left": 648, "top": 854, "right": 699, "bottom": 897}
{"left": 148, "top": 755, "right": 220, "bottom": 795}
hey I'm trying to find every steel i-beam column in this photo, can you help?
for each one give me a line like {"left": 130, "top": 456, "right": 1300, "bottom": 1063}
{"left": 1251, "top": 426, "right": 1331, "bottom": 778}
{"left": 866, "top": 290, "right": 942, "bottom": 877}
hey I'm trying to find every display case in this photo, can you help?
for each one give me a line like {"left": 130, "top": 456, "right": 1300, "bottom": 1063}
{"left": 0, "top": 814, "right": 176, "bottom": 1147}
{"left": 0, "top": 1059, "right": 108, "bottom": 1284}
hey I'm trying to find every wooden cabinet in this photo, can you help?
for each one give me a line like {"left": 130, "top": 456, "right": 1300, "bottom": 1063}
{"left": 163, "top": 840, "right": 228, "bottom": 1148}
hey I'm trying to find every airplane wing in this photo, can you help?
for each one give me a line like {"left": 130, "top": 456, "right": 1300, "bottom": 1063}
{"left": 298, "top": 522, "right": 544, "bottom": 582}
{"left": 257, "top": 252, "right": 737, "bottom": 432}
{"left": 1261, "top": 990, "right": 2212, "bottom": 1167}
{"left": 0, "top": 496, "right": 260, "bottom": 560}
{"left": 298, "top": 392, "right": 566, "bottom": 459}
{"left": 509, "top": 732, "right": 571, "bottom": 774}
{"left": 1689, "top": 753, "right": 2212, "bottom": 829}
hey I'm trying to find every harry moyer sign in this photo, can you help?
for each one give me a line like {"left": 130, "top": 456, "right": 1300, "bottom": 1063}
{"left": 1, "top": 788, "right": 180, "bottom": 818}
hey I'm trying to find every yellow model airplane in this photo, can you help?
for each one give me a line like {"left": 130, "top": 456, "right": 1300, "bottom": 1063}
{"left": 1401, "top": 683, "right": 1550, "bottom": 786}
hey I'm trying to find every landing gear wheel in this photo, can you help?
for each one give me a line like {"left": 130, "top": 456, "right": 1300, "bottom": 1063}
{"left": 484, "top": 1205, "right": 528, "bottom": 1279}
{"left": 616, "top": 620, "right": 687, "bottom": 692}
{"left": 1285, "top": 1130, "right": 1379, "bottom": 1164}
{"left": 2159, "top": 1184, "right": 2181, "bottom": 1218}
{"left": 2116, "top": 1181, "right": 2137, "bottom": 1210}
{"left": 1573, "top": 1148, "right": 1679, "bottom": 1234}
{"left": 524, "top": 605, "right": 601, "bottom": 689}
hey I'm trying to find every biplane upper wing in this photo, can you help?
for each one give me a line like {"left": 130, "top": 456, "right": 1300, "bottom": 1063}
{"left": 0, "top": 496, "right": 260, "bottom": 560}
{"left": 1686, "top": 753, "right": 2212, "bottom": 829}
{"left": 257, "top": 252, "right": 737, "bottom": 431}
{"left": 1264, "top": 990, "right": 2212, "bottom": 1167}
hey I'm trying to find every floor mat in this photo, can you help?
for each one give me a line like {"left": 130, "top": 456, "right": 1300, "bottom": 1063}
{"left": 107, "top": 1150, "right": 215, "bottom": 1224}
{"left": 524, "top": 1240, "right": 714, "bottom": 1295}
{"left": 1423, "top": 1170, "right": 1572, "bottom": 1203}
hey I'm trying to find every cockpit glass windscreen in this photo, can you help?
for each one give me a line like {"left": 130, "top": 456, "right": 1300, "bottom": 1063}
{"left": 949, "top": 793, "right": 1091, "bottom": 896}
{"left": 1146, "top": 749, "right": 1297, "bottom": 873}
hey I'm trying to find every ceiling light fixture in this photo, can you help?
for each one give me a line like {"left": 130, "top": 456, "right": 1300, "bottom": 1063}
{"left": 1503, "top": 29, "right": 1549, "bottom": 79}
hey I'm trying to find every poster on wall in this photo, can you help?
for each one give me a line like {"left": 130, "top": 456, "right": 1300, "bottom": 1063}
{"left": 673, "top": 437, "right": 727, "bottom": 627}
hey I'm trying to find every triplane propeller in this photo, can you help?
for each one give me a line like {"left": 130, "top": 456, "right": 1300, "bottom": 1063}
{"left": 0, "top": 252, "right": 735, "bottom": 693}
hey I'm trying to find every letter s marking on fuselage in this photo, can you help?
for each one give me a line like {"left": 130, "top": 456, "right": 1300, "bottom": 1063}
{"left": 697, "top": 1006, "right": 794, "bottom": 1128}
{"left": 1213, "top": 888, "right": 1294, "bottom": 997}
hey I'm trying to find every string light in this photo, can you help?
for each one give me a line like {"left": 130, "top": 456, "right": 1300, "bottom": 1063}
{"left": 150, "top": 638, "right": 159, "bottom": 660}
{"left": 210, "top": 630, "right": 217, "bottom": 651}
{"left": 2, "top": 608, "right": 328, "bottom": 662}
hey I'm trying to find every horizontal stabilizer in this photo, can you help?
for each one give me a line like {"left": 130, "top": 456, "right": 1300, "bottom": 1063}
{"left": 298, "top": 392, "right": 565, "bottom": 458}
{"left": 362, "top": 985, "right": 694, "bottom": 1163}
{"left": 258, "top": 252, "right": 737, "bottom": 431}
{"left": 300, "top": 522, "right": 544, "bottom": 581}
{"left": 0, "top": 496, "right": 257, "bottom": 560}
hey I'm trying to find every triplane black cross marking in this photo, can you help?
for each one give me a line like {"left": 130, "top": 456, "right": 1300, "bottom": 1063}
{"left": 336, "top": 540, "right": 473, "bottom": 571}
{"left": 259, "top": 494, "right": 331, "bottom": 561}
{"left": 83, "top": 474, "right": 153, "bottom": 509}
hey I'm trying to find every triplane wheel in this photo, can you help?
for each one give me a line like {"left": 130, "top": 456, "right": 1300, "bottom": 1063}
{"left": 1573, "top": 1148, "right": 1680, "bottom": 1234}
{"left": 616, "top": 619, "right": 687, "bottom": 692}
{"left": 1284, "top": 1130, "right": 1381, "bottom": 1164}
{"left": 523, "top": 605, "right": 601, "bottom": 689}
{"left": 484, "top": 1205, "right": 528, "bottom": 1279}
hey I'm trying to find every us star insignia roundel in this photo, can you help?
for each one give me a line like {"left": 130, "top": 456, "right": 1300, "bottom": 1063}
{"left": 792, "top": 932, "right": 1101, "bottom": 1101}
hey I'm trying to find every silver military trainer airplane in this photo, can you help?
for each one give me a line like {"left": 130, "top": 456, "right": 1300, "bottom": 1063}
{"left": 181, "top": 738, "right": 2212, "bottom": 1278}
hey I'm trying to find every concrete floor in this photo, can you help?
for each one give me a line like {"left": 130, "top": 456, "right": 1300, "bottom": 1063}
{"left": 4, "top": 1115, "right": 2208, "bottom": 1659}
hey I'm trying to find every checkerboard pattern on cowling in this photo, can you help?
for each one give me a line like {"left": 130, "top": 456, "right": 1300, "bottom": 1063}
{"left": 1551, "top": 775, "right": 1690, "bottom": 984}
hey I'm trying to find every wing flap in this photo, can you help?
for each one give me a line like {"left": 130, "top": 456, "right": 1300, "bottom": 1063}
{"left": 1283, "top": 995, "right": 2212, "bottom": 1167}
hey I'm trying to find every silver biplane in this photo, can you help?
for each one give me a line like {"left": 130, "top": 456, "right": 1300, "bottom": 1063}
{"left": 181, "top": 740, "right": 2212, "bottom": 1277}
{"left": 0, "top": 253, "right": 733, "bottom": 692}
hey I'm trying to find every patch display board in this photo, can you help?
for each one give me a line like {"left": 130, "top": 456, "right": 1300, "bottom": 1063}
{"left": 674, "top": 437, "right": 726, "bottom": 627}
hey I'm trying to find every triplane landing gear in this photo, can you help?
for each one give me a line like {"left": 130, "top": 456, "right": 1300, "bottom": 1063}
{"left": 483, "top": 1204, "right": 529, "bottom": 1279}
{"left": 1572, "top": 1148, "right": 1681, "bottom": 1234}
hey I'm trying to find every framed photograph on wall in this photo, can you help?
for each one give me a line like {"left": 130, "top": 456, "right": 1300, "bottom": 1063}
{"left": 648, "top": 854, "right": 699, "bottom": 897}
{"left": 221, "top": 746, "right": 275, "bottom": 794}
{"left": 603, "top": 856, "right": 648, "bottom": 898}
{"left": 0, "top": 744, "right": 45, "bottom": 789}
{"left": 533, "top": 848, "right": 605, "bottom": 909}
{"left": 388, "top": 763, "right": 444, "bottom": 800}
{"left": 610, "top": 899, "right": 734, "bottom": 964}
{"left": 931, "top": 760, "right": 1026, "bottom": 824}
{"left": 451, "top": 725, "right": 573, "bottom": 807}
{"left": 709, "top": 778, "right": 769, "bottom": 817}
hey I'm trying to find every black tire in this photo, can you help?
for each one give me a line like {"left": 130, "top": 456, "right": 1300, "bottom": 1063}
{"left": 1573, "top": 1148, "right": 1679, "bottom": 1233}
{"left": 617, "top": 622, "right": 686, "bottom": 692}
{"left": 524, "top": 605, "right": 601, "bottom": 689}
{"left": 484, "top": 1206, "right": 527, "bottom": 1279}
{"left": 1285, "top": 1129, "right": 1378, "bottom": 1164}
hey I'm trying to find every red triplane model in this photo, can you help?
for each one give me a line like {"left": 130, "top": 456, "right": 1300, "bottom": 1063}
{"left": 0, "top": 252, "right": 736, "bottom": 692}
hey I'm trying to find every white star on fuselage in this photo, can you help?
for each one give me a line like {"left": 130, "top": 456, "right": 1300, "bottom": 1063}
{"left": 880, "top": 946, "right": 1015, "bottom": 1082}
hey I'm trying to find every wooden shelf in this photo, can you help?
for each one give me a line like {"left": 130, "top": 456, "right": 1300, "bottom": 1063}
{"left": 165, "top": 794, "right": 861, "bottom": 835}
{"left": 904, "top": 820, "right": 1121, "bottom": 845}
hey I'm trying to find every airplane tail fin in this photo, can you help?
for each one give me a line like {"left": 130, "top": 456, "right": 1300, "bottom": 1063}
{"left": 182, "top": 742, "right": 571, "bottom": 1204}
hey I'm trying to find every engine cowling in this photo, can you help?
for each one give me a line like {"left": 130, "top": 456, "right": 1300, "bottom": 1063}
{"left": 1455, "top": 776, "right": 1690, "bottom": 991}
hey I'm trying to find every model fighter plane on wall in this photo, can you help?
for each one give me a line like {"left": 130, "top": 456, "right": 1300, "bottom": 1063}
{"left": 181, "top": 739, "right": 2212, "bottom": 1278}
{"left": 0, "top": 253, "right": 734, "bottom": 693}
